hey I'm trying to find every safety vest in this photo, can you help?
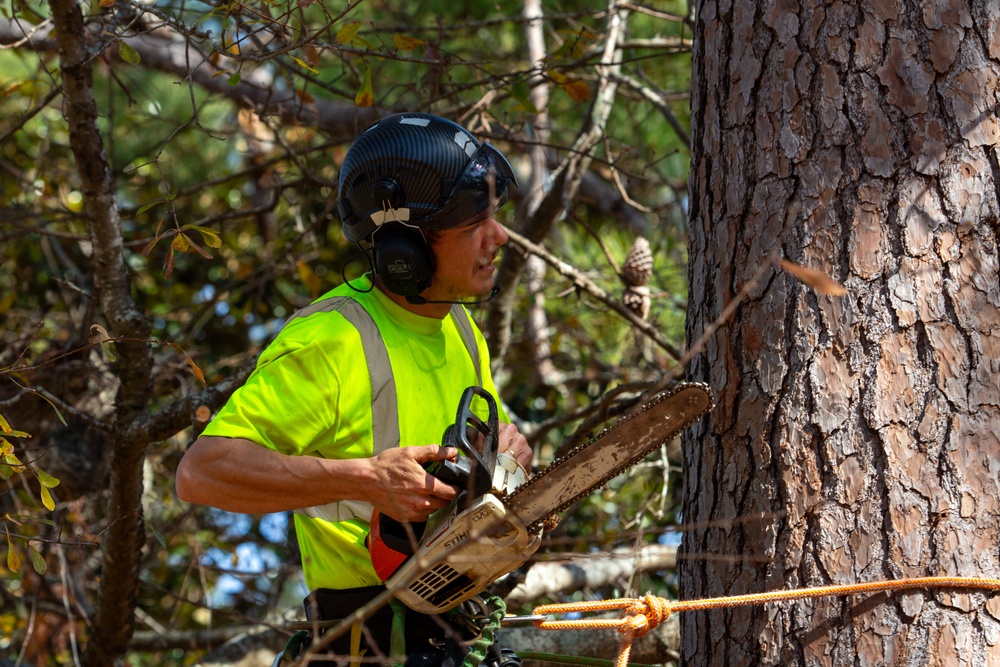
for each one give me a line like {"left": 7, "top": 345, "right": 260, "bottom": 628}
{"left": 289, "top": 296, "right": 483, "bottom": 524}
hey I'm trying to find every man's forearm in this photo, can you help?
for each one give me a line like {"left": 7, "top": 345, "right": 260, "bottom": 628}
{"left": 176, "top": 435, "right": 375, "bottom": 514}
{"left": 176, "top": 436, "right": 462, "bottom": 520}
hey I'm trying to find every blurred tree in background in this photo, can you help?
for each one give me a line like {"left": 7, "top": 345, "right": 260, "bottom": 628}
{"left": 1, "top": 0, "right": 697, "bottom": 664}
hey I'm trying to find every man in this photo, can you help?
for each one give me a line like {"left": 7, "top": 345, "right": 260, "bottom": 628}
{"left": 176, "top": 113, "right": 531, "bottom": 665}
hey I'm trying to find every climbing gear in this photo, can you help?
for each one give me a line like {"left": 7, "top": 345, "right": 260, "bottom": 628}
{"left": 272, "top": 630, "right": 310, "bottom": 666}
{"left": 295, "top": 585, "right": 478, "bottom": 665}
{"left": 531, "top": 576, "right": 1000, "bottom": 667}
{"left": 286, "top": 591, "right": 520, "bottom": 667}
{"left": 455, "top": 594, "right": 508, "bottom": 667}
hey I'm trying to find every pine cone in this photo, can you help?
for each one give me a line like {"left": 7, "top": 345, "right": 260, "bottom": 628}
{"left": 622, "top": 285, "right": 651, "bottom": 320}
{"left": 622, "top": 236, "right": 653, "bottom": 287}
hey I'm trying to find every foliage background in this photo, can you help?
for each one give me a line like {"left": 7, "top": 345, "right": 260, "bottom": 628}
{"left": 1, "top": 0, "right": 697, "bottom": 664}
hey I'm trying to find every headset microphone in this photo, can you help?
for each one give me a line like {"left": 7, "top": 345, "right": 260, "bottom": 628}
{"left": 406, "top": 284, "right": 500, "bottom": 306}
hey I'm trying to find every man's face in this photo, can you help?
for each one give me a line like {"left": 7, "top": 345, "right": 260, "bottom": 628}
{"left": 424, "top": 216, "right": 509, "bottom": 301}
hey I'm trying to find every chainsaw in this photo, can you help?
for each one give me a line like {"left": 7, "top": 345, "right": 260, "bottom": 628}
{"left": 369, "top": 382, "right": 714, "bottom": 614}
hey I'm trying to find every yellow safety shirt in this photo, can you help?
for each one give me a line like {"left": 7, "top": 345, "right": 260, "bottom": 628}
{"left": 201, "top": 277, "right": 505, "bottom": 590}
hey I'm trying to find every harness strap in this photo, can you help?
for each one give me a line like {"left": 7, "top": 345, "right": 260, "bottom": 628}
{"left": 350, "top": 622, "right": 364, "bottom": 667}
{"left": 460, "top": 593, "right": 506, "bottom": 667}
{"left": 390, "top": 598, "right": 409, "bottom": 667}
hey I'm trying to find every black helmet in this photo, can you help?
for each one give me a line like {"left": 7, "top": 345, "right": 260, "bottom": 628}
{"left": 338, "top": 113, "right": 517, "bottom": 244}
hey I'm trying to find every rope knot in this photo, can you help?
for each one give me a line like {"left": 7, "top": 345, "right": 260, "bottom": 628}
{"left": 622, "top": 594, "right": 671, "bottom": 638}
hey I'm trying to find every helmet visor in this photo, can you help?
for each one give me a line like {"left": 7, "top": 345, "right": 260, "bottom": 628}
{"left": 426, "top": 143, "right": 516, "bottom": 230}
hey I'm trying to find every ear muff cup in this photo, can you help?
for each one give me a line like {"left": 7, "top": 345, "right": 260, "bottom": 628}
{"left": 375, "top": 226, "right": 436, "bottom": 297}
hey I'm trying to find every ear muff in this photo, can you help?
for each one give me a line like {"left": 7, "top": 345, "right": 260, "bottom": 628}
{"left": 374, "top": 225, "right": 435, "bottom": 297}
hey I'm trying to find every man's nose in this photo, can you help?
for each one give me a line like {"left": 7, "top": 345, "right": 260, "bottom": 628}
{"left": 487, "top": 217, "right": 509, "bottom": 246}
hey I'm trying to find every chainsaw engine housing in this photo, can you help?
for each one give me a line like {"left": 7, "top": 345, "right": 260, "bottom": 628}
{"left": 388, "top": 484, "right": 541, "bottom": 613}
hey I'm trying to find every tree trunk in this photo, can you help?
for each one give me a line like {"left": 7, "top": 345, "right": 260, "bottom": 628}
{"left": 683, "top": 1, "right": 1000, "bottom": 665}
{"left": 49, "top": 0, "right": 155, "bottom": 663}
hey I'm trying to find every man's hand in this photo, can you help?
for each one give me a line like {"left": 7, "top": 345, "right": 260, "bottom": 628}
{"left": 369, "top": 445, "right": 460, "bottom": 522}
{"left": 497, "top": 422, "right": 532, "bottom": 469}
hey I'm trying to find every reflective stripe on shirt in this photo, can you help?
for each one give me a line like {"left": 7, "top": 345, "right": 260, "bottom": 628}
{"left": 292, "top": 298, "right": 481, "bottom": 523}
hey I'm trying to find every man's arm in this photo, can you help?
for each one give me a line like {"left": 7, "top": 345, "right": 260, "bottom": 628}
{"left": 176, "top": 436, "right": 462, "bottom": 521}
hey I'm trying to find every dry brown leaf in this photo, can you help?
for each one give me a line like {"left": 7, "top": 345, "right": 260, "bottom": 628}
{"left": 779, "top": 259, "right": 848, "bottom": 296}
{"left": 90, "top": 324, "right": 112, "bottom": 343}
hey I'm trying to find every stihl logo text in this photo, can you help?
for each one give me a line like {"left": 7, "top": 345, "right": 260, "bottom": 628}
{"left": 443, "top": 532, "right": 468, "bottom": 549}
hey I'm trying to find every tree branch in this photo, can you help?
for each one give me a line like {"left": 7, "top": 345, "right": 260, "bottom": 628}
{"left": 487, "top": 0, "right": 630, "bottom": 365}
{"left": 0, "top": 18, "right": 381, "bottom": 140}
{"left": 126, "top": 358, "right": 257, "bottom": 444}
{"left": 506, "top": 544, "right": 678, "bottom": 607}
{"left": 502, "top": 225, "right": 681, "bottom": 359}
{"left": 611, "top": 72, "right": 690, "bottom": 148}
{"left": 48, "top": 0, "right": 154, "bottom": 662}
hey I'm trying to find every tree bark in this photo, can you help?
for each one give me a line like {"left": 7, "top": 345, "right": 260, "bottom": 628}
{"left": 49, "top": 0, "right": 155, "bottom": 663}
{"left": 684, "top": 1, "right": 1000, "bottom": 665}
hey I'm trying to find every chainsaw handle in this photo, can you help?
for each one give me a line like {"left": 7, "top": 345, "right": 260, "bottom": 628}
{"left": 423, "top": 456, "right": 472, "bottom": 488}
{"left": 444, "top": 386, "right": 499, "bottom": 499}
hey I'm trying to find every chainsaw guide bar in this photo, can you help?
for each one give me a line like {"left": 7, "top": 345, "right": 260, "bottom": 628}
{"left": 504, "top": 382, "right": 714, "bottom": 531}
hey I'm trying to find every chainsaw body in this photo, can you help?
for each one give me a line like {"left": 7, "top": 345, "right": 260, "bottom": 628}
{"left": 370, "top": 386, "right": 542, "bottom": 614}
{"left": 369, "top": 382, "right": 716, "bottom": 615}
{"left": 390, "top": 479, "right": 540, "bottom": 614}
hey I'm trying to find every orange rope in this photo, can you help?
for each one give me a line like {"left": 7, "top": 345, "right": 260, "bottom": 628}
{"left": 531, "top": 577, "right": 1000, "bottom": 667}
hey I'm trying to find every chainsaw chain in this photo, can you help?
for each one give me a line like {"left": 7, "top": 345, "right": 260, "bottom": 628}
{"left": 505, "top": 382, "right": 714, "bottom": 532}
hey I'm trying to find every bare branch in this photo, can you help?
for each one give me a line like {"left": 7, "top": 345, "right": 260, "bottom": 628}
{"left": 488, "top": 0, "right": 631, "bottom": 365}
{"left": 126, "top": 358, "right": 256, "bottom": 444}
{"left": 502, "top": 224, "right": 682, "bottom": 359}
{"left": 612, "top": 71, "right": 690, "bottom": 148}
{"left": 506, "top": 544, "right": 677, "bottom": 606}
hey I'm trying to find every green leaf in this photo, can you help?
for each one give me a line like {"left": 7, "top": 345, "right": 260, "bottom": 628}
{"left": 39, "top": 484, "right": 55, "bottom": 511}
{"left": 228, "top": 73, "right": 241, "bottom": 86}
{"left": 140, "top": 514, "right": 168, "bottom": 549}
{"left": 171, "top": 232, "right": 190, "bottom": 253}
{"left": 355, "top": 66, "right": 374, "bottom": 108}
{"left": 37, "top": 468, "right": 60, "bottom": 489}
{"left": 119, "top": 41, "right": 141, "bottom": 65}
{"left": 100, "top": 340, "right": 118, "bottom": 363}
{"left": 511, "top": 82, "right": 538, "bottom": 113}
{"left": 392, "top": 34, "right": 424, "bottom": 50}
{"left": 28, "top": 544, "right": 46, "bottom": 574}
{"left": 5, "top": 530, "right": 19, "bottom": 573}
{"left": 136, "top": 199, "right": 164, "bottom": 215}
{"left": 336, "top": 21, "right": 361, "bottom": 44}
{"left": 149, "top": 523, "right": 167, "bottom": 549}
{"left": 34, "top": 395, "right": 67, "bottom": 426}
{"left": 0, "top": 290, "right": 15, "bottom": 315}
{"left": 184, "top": 225, "right": 223, "bottom": 249}
{"left": 291, "top": 56, "right": 319, "bottom": 74}
{"left": 2, "top": 452, "right": 25, "bottom": 472}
